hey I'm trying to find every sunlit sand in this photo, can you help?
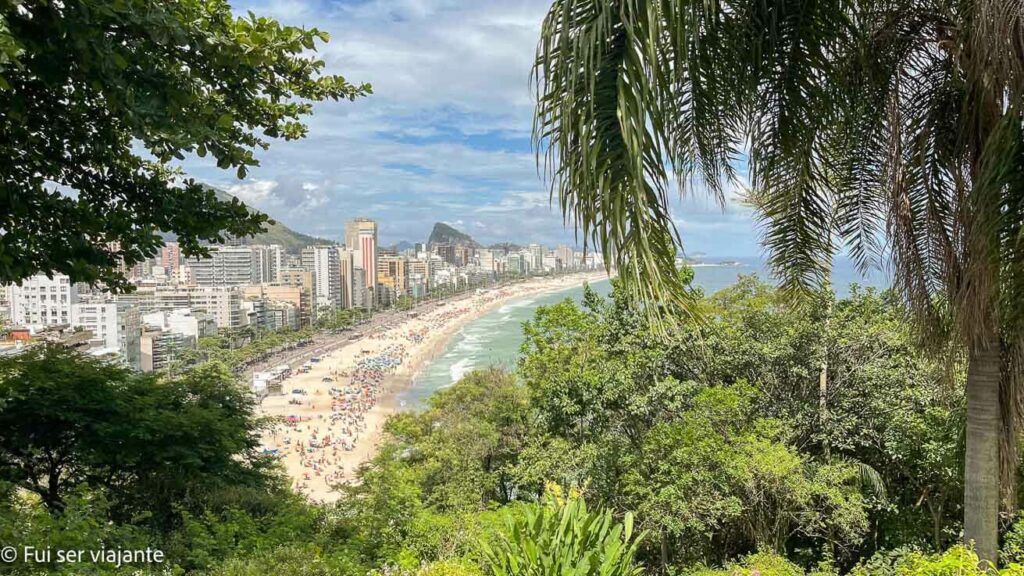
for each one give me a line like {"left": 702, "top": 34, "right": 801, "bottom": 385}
{"left": 259, "top": 272, "right": 606, "bottom": 503}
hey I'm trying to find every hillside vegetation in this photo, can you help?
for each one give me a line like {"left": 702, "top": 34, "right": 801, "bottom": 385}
{"left": 3, "top": 271, "right": 1021, "bottom": 575}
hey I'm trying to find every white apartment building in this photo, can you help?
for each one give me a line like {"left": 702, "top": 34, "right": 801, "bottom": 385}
{"left": 251, "top": 245, "right": 282, "bottom": 284}
{"left": 529, "top": 243, "right": 544, "bottom": 270}
{"left": 301, "top": 246, "right": 341, "bottom": 310}
{"left": 188, "top": 246, "right": 258, "bottom": 286}
{"left": 477, "top": 249, "right": 496, "bottom": 273}
{"left": 117, "top": 287, "right": 245, "bottom": 329}
{"left": 6, "top": 274, "right": 79, "bottom": 330}
{"left": 71, "top": 300, "right": 142, "bottom": 370}
{"left": 142, "top": 308, "right": 207, "bottom": 340}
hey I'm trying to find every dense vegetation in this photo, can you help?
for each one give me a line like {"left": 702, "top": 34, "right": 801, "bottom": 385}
{"left": 4, "top": 275, "right": 1023, "bottom": 574}
{"left": 532, "top": 0, "right": 1023, "bottom": 562}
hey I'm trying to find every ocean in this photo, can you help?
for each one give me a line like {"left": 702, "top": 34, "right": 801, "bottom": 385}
{"left": 398, "top": 257, "right": 888, "bottom": 408}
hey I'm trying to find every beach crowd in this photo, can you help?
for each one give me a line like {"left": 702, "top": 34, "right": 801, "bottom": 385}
{"left": 258, "top": 275, "right": 603, "bottom": 502}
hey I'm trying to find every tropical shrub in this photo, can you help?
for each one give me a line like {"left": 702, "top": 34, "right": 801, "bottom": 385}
{"left": 682, "top": 552, "right": 807, "bottom": 576}
{"left": 850, "top": 546, "right": 1024, "bottom": 575}
{"left": 479, "top": 487, "right": 644, "bottom": 576}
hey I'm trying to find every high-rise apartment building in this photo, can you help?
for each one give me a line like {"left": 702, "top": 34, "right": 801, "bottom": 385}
{"left": 251, "top": 245, "right": 282, "bottom": 284}
{"left": 507, "top": 253, "right": 526, "bottom": 275}
{"left": 6, "top": 273, "right": 79, "bottom": 329}
{"left": 188, "top": 245, "right": 282, "bottom": 287}
{"left": 161, "top": 242, "right": 181, "bottom": 275}
{"left": 337, "top": 247, "right": 354, "bottom": 309}
{"left": 301, "top": 246, "right": 342, "bottom": 310}
{"left": 188, "top": 246, "right": 256, "bottom": 286}
{"left": 117, "top": 287, "right": 245, "bottom": 329}
{"left": 529, "top": 244, "right": 544, "bottom": 270}
{"left": 477, "top": 249, "right": 496, "bottom": 273}
{"left": 378, "top": 255, "right": 409, "bottom": 300}
{"left": 345, "top": 218, "right": 378, "bottom": 307}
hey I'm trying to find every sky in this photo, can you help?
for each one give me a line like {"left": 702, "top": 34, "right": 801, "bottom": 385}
{"left": 181, "top": 0, "right": 762, "bottom": 256}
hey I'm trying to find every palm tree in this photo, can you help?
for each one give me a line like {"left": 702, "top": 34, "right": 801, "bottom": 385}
{"left": 533, "top": 0, "right": 1023, "bottom": 564}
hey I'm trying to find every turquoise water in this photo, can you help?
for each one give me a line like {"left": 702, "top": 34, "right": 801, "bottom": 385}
{"left": 400, "top": 258, "right": 887, "bottom": 408}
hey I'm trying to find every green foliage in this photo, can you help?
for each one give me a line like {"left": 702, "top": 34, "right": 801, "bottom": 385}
{"left": 335, "top": 443, "right": 426, "bottom": 562}
{"left": 1004, "top": 515, "right": 1024, "bottom": 566}
{"left": 479, "top": 490, "right": 644, "bottom": 576}
{"left": 0, "top": 275, "right": 987, "bottom": 575}
{"left": 201, "top": 544, "right": 363, "bottom": 576}
{"left": 175, "top": 327, "right": 315, "bottom": 373}
{"left": 532, "top": 0, "right": 1020, "bottom": 560}
{"left": 0, "top": 0, "right": 369, "bottom": 289}
{"left": 0, "top": 486, "right": 151, "bottom": 575}
{"left": 417, "top": 559, "right": 485, "bottom": 576}
{"left": 849, "top": 545, "right": 1024, "bottom": 575}
{"left": 0, "top": 346, "right": 271, "bottom": 525}
{"left": 316, "top": 308, "right": 365, "bottom": 331}
{"left": 683, "top": 552, "right": 809, "bottom": 576}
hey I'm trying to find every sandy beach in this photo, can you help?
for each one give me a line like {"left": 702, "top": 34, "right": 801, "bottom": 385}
{"left": 258, "top": 272, "right": 606, "bottom": 502}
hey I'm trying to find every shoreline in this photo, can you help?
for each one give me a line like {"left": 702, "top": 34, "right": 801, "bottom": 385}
{"left": 258, "top": 271, "right": 607, "bottom": 503}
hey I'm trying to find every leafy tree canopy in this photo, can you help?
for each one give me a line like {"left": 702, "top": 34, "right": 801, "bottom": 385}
{"left": 0, "top": 346, "right": 272, "bottom": 525}
{"left": 0, "top": 0, "right": 369, "bottom": 290}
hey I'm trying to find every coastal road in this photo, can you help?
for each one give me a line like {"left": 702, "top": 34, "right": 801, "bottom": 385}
{"left": 246, "top": 299, "right": 457, "bottom": 392}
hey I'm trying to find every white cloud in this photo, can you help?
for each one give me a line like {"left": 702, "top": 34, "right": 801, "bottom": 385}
{"left": 223, "top": 179, "right": 280, "bottom": 205}
{"left": 176, "top": 0, "right": 760, "bottom": 255}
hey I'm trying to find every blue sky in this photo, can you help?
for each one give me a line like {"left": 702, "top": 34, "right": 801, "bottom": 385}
{"left": 181, "top": 0, "right": 762, "bottom": 256}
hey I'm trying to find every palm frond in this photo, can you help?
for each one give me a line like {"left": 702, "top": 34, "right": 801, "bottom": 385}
{"left": 534, "top": 0, "right": 737, "bottom": 324}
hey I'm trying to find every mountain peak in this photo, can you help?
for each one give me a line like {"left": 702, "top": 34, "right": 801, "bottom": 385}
{"left": 427, "top": 222, "right": 479, "bottom": 248}
{"left": 208, "top": 187, "right": 335, "bottom": 253}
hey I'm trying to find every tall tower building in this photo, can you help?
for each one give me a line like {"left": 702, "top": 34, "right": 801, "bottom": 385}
{"left": 345, "top": 218, "right": 378, "bottom": 307}
{"left": 336, "top": 247, "right": 354, "bottom": 309}
{"left": 251, "top": 245, "right": 282, "bottom": 284}
{"left": 161, "top": 242, "right": 181, "bottom": 275}
{"left": 529, "top": 243, "right": 544, "bottom": 270}
{"left": 301, "top": 246, "right": 341, "bottom": 311}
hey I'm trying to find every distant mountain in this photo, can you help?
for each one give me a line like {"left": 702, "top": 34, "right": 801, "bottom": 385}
{"left": 391, "top": 241, "right": 415, "bottom": 253}
{"left": 427, "top": 222, "right": 480, "bottom": 248}
{"left": 211, "top": 188, "right": 335, "bottom": 253}
{"left": 243, "top": 220, "right": 335, "bottom": 254}
{"left": 159, "top": 188, "right": 335, "bottom": 254}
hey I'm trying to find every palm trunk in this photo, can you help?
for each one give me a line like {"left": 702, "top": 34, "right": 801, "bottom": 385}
{"left": 819, "top": 360, "right": 829, "bottom": 459}
{"left": 965, "top": 334, "right": 1002, "bottom": 567}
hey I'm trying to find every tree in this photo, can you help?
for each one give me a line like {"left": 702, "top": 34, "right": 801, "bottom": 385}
{"left": 0, "top": 0, "right": 369, "bottom": 290}
{"left": 0, "top": 347, "right": 271, "bottom": 525}
{"left": 0, "top": 346, "right": 135, "bottom": 511}
{"left": 533, "top": 0, "right": 1022, "bottom": 563}
{"left": 397, "top": 295, "right": 416, "bottom": 311}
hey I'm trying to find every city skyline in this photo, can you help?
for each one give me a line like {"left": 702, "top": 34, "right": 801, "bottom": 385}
{"left": 1, "top": 213, "right": 604, "bottom": 372}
